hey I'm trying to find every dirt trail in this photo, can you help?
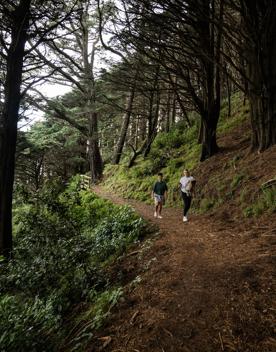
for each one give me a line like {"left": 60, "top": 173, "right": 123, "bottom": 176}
{"left": 92, "top": 186, "right": 275, "bottom": 352}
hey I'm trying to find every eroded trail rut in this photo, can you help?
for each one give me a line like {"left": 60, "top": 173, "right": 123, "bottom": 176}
{"left": 92, "top": 186, "right": 275, "bottom": 352}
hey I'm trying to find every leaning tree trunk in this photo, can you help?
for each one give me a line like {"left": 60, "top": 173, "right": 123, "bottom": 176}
{"left": 0, "top": 0, "right": 31, "bottom": 258}
{"left": 113, "top": 86, "right": 136, "bottom": 164}
{"left": 143, "top": 91, "right": 160, "bottom": 158}
{"left": 168, "top": 74, "right": 191, "bottom": 127}
{"left": 242, "top": 0, "right": 276, "bottom": 150}
{"left": 128, "top": 92, "right": 160, "bottom": 168}
{"left": 142, "top": 64, "right": 161, "bottom": 158}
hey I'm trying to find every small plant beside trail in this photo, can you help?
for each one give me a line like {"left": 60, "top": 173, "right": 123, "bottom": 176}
{"left": 243, "top": 186, "right": 276, "bottom": 218}
{"left": 0, "top": 176, "right": 145, "bottom": 352}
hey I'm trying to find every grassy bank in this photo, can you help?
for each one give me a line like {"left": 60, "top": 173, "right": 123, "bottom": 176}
{"left": 102, "top": 93, "right": 275, "bottom": 219}
{"left": 103, "top": 94, "right": 248, "bottom": 205}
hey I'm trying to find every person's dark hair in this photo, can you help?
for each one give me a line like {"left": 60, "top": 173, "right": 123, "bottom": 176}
{"left": 158, "top": 173, "right": 163, "bottom": 177}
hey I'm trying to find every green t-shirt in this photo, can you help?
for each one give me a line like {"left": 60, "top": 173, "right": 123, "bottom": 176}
{"left": 153, "top": 181, "right": 168, "bottom": 196}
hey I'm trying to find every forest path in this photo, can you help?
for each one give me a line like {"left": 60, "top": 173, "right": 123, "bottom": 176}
{"left": 92, "top": 186, "right": 274, "bottom": 352}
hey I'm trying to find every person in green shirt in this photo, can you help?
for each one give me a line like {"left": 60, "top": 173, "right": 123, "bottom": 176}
{"left": 151, "top": 173, "right": 168, "bottom": 218}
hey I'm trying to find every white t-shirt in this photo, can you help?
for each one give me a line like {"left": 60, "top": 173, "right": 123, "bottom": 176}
{"left": 179, "top": 176, "right": 195, "bottom": 193}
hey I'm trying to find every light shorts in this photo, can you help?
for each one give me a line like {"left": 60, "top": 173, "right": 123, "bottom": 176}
{"left": 154, "top": 194, "right": 164, "bottom": 205}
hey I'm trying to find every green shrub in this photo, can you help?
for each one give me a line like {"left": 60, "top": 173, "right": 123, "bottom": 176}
{"left": 4, "top": 189, "right": 102, "bottom": 300}
{"left": 262, "top": 186, "right": 276, "bottom": 211}
{"left": 231, "top": 173, "right": 246, "bottom": 190}
{"left": 91, "top": 206, "right": 144, "bottom": 262}
{"left": 167, "top": 157, "right": 185, "bottom": 171}
{"left": 243, "top": 206, "right": 254, "bottom": 218}
{"left": 83, "top": 287, "right": 123, "bottom": 329}
{"left": 67, "top": 288, "right": 123, "bottom": 352}
{"left": 199, "top": 198, "right": 215, "bottom": 213}
{"left": 239, "top": 186, "right": 250, "bottom": 204}
{"left": 218, "top": 92, "right": 249, "bottom": 134}
{"left": 1, "top": 177, "right": 145, "bottom": 351}
{"left": 0, "top": 295, "right": 61, "bottom": 352}
{"left": 243, "top": 187, "right": 276, "bottom": 217}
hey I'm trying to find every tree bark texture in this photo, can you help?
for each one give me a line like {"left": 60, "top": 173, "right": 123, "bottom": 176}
{"left": 242, "top": 0, "right": 276, "bottom": 150}
{"left": 88, "top": 112, "right": 103, "bottom": 183}
{"left": 142, "top": 64, "right": 161, "bottom": 158}
{"left": 199, "top": 107, "right": 220, "bottom": 161}
{"left": 194, "top": 0, "right": 223, "bottom": 161}
{"left": 113, "top": 84, "right": 136, "bottom": 164}
{"left": 143, "top": 90, "right": 160, "bottom": 158}
{"left": 0, "top": 0, "right": 31, "bottom": 258}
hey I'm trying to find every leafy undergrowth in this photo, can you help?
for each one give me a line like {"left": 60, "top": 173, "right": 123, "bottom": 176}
{"left": 103, "top": 120, "right": 200, "bottom": 207}
{"left": 103, "top": 92, "right": 276, "bottom": 219}
{"left": 0, "top": 176, "right": 146, "bottom": 352}
{"left": 103, "top": 93, "right": 247, "bottom": 206}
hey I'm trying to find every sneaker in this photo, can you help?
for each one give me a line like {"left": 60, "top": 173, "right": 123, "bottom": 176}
{"left": 183, "top": 216, "right": 188, "bottom": 222}
{"left": 158, "top": 215, "right": 163, "bottom": 219}
{"left": 154, "top": 211, "right": 157, "bottom": 218}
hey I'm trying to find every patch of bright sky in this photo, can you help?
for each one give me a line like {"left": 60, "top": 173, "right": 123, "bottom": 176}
{"left": 19, "top": 0, "right": 124, "bottom": 131}
{"left": 18, "top": 83, "right": 72, "bottom": 131}
{"left": 20, "top": 41, "right": 117, "bottom": 131}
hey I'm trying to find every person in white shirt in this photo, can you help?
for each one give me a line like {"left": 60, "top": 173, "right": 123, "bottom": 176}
{"left": 179, "top": 169, "right": 196, "bottom": 222}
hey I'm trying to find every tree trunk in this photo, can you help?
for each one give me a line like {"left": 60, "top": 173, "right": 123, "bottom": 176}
{"left": 0, "top": 0, "right": 31, "bottom": 258}
{"left": 200, "top": 107, "right": 220, "bottom": 161}
{"left": 248, "top": 87, "right": 276, "bottom": 150}
{"left": 142, "top": 64, "right": 161, "bottom": 158}
{"left": 225, "top": 67, "right": 232, "bottom": 117}
{"left": 128, "top": 147, "right": 140, "bottom": 168}
{"left": 171, "top": 94, "right": 177, "bottom": 126}
{"left": 165, "top": 91, "right": 171, "bottom": 132}
{"left": 88, "top": 112, "right": 103, "bottom": 183}
{"left": 139, "top": 114, "right": 147, "bottom": 142}
{"left": 242, "top": 0, "right": 276, "bottom": 150}
{"left": 113, "top": 86, "right": 136, "bottom": 164}
{"left": 168, "top": 74, "right": 191, "bottom": 127}
{"left": 198, "top": 119, "right": 203, "bottom": 144}
{"left": 196, "top": 0, "right": 223, "bottom": 161}
{"left": 86, "top": 109, "right": 103, "bottom": 183}
{"left": 143, "top": 91, "right": 160, "bottom": 157}
{"left": 128, "top": 116, "right": 136, "bottom": 148}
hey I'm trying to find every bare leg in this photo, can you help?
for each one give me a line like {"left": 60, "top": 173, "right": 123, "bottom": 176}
{"left": 158, "top": 202, "right": 163, "bottom": 215}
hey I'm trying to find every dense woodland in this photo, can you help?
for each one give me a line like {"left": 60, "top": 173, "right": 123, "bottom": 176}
{"left": 0, "top": 1, "right": 275, "bottom": 351}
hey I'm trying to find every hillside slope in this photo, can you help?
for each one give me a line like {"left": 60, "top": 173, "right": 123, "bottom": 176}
{"left": 103, "top": 93, "right": 275, "bottom": 223}
{"left": 90, "top": 94, "right": 276, "bottom": 352}
{"left": 91, "top": 187, "right": 275, "bottom": 352}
